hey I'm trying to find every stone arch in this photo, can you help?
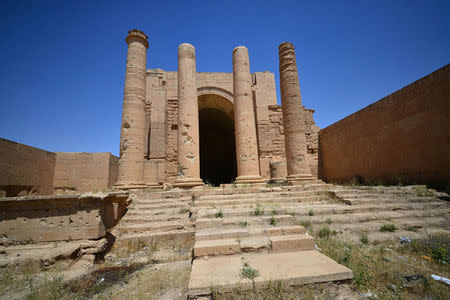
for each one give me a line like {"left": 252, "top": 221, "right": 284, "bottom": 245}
{"left": 197, "top": 90, "right": 237, "bottom": 186}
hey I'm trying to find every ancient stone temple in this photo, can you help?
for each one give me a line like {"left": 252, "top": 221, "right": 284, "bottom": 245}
{"left": 117, "top": 29, "right": 320, "bottom": 188}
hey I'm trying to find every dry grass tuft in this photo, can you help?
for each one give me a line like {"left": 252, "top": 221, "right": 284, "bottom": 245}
{"left": 316, "top": 233, "right": 450, "bottom": 299}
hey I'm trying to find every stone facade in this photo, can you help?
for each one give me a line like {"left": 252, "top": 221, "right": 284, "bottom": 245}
{"left": 119, "top": 33, "right": 320, "bottom": 187}
{"left": 141, "top": 68, "right": 320, "bottom": 186}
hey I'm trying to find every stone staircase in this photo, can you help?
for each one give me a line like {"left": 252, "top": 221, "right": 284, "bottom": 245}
{"left": 113, "top": 192, "right": 195, "bottom": 246}
{"left": 187, "top": 184, "right": 354, "bottom": 297}
{"left": 111, "top": 183, "right": 450, "bottom": 298}
{"left": 326, "top": 185, "right": 450, "bottom": 242}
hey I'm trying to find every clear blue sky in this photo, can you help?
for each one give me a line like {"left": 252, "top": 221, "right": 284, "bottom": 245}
{"left": 1, "top": 1, "right": 448, "bottom": 156}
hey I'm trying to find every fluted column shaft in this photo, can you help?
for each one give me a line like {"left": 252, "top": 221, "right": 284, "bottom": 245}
{"left": 279, "top": 42, "right": 313, "bottom": 184}
{"left": 232, "top": 46, "right": 264, "bottom": 184}
{"left": 174, "top": 43, "right": 203, "bottom": 188}
{"left": 116, "top": 29, "right": 149, "bottom": 188}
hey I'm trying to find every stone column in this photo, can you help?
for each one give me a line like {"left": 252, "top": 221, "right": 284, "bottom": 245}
{"left": 174, "top": 43, "right": 203, "bottom": 188}
{"left": 115, "top": 29, "right": 149, "bottom": 189}
{"left": 232, "top": 46, "right": 264, "bottom": 184}
{"left": 278, "top": 42, "right": 314, "bottom": 184}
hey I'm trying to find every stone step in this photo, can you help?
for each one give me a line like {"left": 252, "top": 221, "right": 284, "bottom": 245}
{"left": 188, "top": 250, "right": 353, "bottom": 296}
{"left": 195, "top": 225, "right": 306, "bottom": 242}
{"left": 303, "top": 207, "right": 450, "bottom": 226}
{"left": 195, "top": 200, "right": 447, "bottom": 219}
{"left": 136, "top": 195, "right": 192, "bottom": 203}
{"left": 126, "top": 210, "right": 189, "bottom": 218}
{"left": 342, "top": 196, "right": 439, "bottom": 205}
{"left": 132, "top": 199, "right": 191, "bottom": 207}
{"left": 116, "top": 229, "right": 195, "bottom": 248}
{"left": 126, "top": 207, "right": 189, "bottom": 215}
{"left": 193, "top": 234, "right": 315, "bottom": 257}
{"left": 133, "top": 183, "right": 332, "bottom": 201}
{"left": 197, "top": 189, "right": 330, "bottom": 202}
{"left": 193, "top": 195, "right": 331, "bottom": 209}
{"left": 326, "top": 216, "right": 450, "bottom": 234}
{"left": 195, "top": 214, "right": 296, "bottom": 230}
{"left": 288, "top": 200, "right": 447, "bottom": 217}
{"left": 117, "top": 221, "right": 193, "bottom": 234}
{"left": 269, "top": 234, "right": 315, "bottom": 252}
{"left": 134, "top": 202, "right": 189, "bottom": 210}
{"left": 194, "top": 203, "right": 326, "bottom": 218}
{"left": 121, "top": 215, "right": 190, "bottom": 224}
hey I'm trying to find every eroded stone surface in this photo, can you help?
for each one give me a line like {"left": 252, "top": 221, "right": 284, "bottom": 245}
{"left": 116, "top": 29, "right": 149, "bottom": 189}
{"left": 232, "top": 46, "right": 264, "bottom": 184}
{"left": 278, "top": 42, "right": 314, "bottom": 184}
{"left": 0, "top": 192, "right": 130, "bottom": 243}
{"left": 174, "top": 43, "right": 203, "bottom": 188}
{"left": 188, "top": 251, "right": 353, "bottom": 296}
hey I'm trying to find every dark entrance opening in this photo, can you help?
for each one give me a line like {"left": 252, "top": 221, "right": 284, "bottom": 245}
{"left": 199, "top": 107, "right": 237, "bottom": 186}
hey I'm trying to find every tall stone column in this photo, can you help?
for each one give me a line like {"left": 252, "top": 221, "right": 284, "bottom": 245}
{"left": 115, "top": 29, "right": 149, "bottom": 189}
{"left": 232, "top": 46, "right": 264, "bottom": 184}
{"left": 174, "top": 43, "right": 203, "bottom": 188}
{"left": 278, "top": 42, "right": 314, "bottom": 184}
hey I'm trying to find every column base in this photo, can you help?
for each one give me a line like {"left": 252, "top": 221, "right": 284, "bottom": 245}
{"left": 173, "top": 178, "right": 204, "bottom": 189}
{"left": 145, "top": 182, "right": 161, "bottom": 188}
{"left": 114, "top": 181, "right": 148, "bottom": 190}
{"left": 286, "top": 174, "right": 315, "bottom": 185}
{"left": 235, "top": 175, "right": 265, "bottom": 185}
{"left": 268, "top": 177, "right": 286, "bottom": 183}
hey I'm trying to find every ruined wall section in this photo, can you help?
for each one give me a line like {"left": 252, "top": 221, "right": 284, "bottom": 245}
{"left": 259, "top": 106, "right": 319, "bottom": 179}
{"left": 252, "top": 72, "right": 281, "bottom": 179}
{"left": 164, "top": 71, "right": 179, "bottom": 183}
{"left": 146, "top": 70, "right": 319, "bottom": 183}
{"left": 304, "top": 108, "right": 320, "bottom": 177}
{"left": 0, "top": 138, "right": 56, "bottom": 196}
{"left": 144, "top": 69, "right": 168, "bottom": 185}
{"left": 319, "top": 64, "right": 450, "bottom": 186}
{"left": 53, "top": 152, "right": 118, "bottom": 193}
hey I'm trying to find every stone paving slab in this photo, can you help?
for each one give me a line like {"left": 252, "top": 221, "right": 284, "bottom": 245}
{"left": 188, "top": 250, "right": 353, "bottom": 296}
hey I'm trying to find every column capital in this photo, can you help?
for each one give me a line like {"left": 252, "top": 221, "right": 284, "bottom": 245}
{"left": 278, "top": 41, "right": 295, "bottom": 53}
{"left": 178, "top": 43, "right": 195, "bottom": 59}
{"left": 126, "top": 29, "right": 149, "bottom": 49}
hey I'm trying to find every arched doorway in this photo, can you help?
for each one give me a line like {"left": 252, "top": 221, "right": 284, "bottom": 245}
{"left": 198, "top": 93, "right": 237, "bottom": 186}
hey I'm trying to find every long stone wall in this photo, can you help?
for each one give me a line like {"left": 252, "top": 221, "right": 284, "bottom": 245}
{"left": 0, "top": 138, "right": 56, "bottom": 196}
{"left": 319, "top": 64, "right": 450, "bottom": 186}
{"left": 53, "top": 152, "right": 119, "bottom": 193}
{"left": 0, "top": 192, "right": 129, "bottom": 243}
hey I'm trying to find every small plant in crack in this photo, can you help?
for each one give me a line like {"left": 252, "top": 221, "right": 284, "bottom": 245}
{"left": 214, "top": 210, "right": 223, "bottom": 218}
{"left": 240, "top": 261, "right": 259, "bottom": 280}
{"left": 270, "top": 216, "right": 278, "bottom": 226}
{"left": 240, "top": 220, "right": 248, "bottom": 227}
{"left": 254, "top": 204, "right": 264, "bottom": 216}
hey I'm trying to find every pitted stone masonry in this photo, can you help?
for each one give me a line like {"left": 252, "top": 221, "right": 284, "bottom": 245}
{"left": 115, "top": 30, "right": 320, "bottom": 188}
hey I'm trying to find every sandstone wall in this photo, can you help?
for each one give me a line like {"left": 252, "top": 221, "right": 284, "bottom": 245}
{"left": 260, "top": 106, "right": 319, "bottom": 179}
{"left": 0, "top": 193, "right": 129, "bottom": 243}
{"left": 145, "top": 70, "right": 320, "bottom": 183}
{"left": 0, "top": 138, "right": 56, "bottom": 196}
{"left": 53, "top": 152, "right": 119, "bottom": 193}
{"left": 319, "top": 64, "right": 450, "bottom": 186}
